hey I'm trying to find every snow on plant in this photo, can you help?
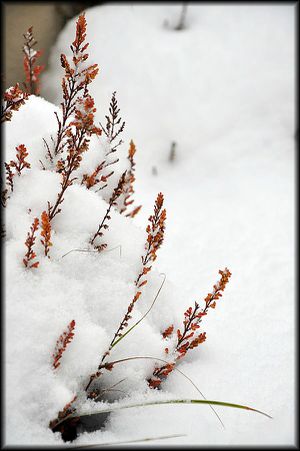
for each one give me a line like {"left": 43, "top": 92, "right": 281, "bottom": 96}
{"left": 1, "top": 83, "right": 28, "bottom": 123}
{"left": 3, "top": 12, "right": 271, "bottom": 446}
{"left": 49, "top": 192, "right": 167, "bottom": 440}
{"left": 95, "top": 193, "right": 167, "bottom": 364}
{"left": 22, "top": 26, "right": 45, "bottom": 95}
{"left": 80, "top": 91, "right": 128, "bottom": 194}
{"left": 47, "top": 92, "right": 101, "bottom": 223}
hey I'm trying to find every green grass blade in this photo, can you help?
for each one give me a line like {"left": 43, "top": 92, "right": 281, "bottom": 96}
{"left": 74, "top": 398, "right": 272, "bottom": 419}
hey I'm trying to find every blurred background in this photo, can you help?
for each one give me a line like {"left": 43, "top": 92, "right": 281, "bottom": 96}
{"left": 3, "top": 1, "right": 102, "bottom": 87}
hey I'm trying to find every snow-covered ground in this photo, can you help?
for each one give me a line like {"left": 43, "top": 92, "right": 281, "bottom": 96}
{"left": 5, "top": 3, "right": 295, "bottom": 446}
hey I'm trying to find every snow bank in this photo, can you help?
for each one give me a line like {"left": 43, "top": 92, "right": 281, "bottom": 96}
{"left": 4, "top": 94, "right": 184, "bottom": 445}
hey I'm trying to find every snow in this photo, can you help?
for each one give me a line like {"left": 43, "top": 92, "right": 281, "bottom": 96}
{"left": 4, "top": 3, "right": 295, "bottom": 447}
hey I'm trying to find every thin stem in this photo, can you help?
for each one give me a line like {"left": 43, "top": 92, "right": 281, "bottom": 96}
{"left": 111, "top": 273, "right": 166, "bottom": 349}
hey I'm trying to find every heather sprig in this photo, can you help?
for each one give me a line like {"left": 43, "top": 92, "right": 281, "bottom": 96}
{"left": 84, "top": 194, "right": 167, "bottom": 397}
{"left": 22, "top": 26, "right": 45, "bottom": 95}
{"left": 9, "top": 144, "right": 31, "bottom": 175}
{"left": 23, "top": 218, "right": 40, "bottom": 269}
{"left": 40, "top": 210, "right": 52, "bottom": 257}
{"left": 48, "top": 93, "right": 101, "bottom": 221}
{"left": 90, "top": 171, "right": 127, "bottom": 251}
{"left": 44, "top": 13, "right": 99, "bottom": 162}
{"left": 135, "top": 192, "right": 166, "bottom": 288}
{"left": 148, "top": 268, "right": 232, "bottom": 387}
{"left": 2, "top": 144, "right": 31, "bottom": 207}
{"left": 1, "top": 83, "right": 29, "bottom": 123}
{"left": 100, "top": 91, "right": 125, "bottom": 152}
{"left": 52, "top": 320, "right": 76, "bottom": 370}
{"left": 118, "top": 140, "right": 142, "bottom": 218}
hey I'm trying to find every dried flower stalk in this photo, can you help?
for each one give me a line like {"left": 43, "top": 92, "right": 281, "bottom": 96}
{"left": 135, "top": 192, "right": 166, "bottom": 288}
{"left": 23, "top": 26, "right": 45, "bottom": 95}
{"left": 44, "top": 13, "right": 99, "bottom": 161}
{"left": 85, "top": 193, "right": 166, "bottom": 396}
{"left": 1, "top": 83, "right": 29, "bottom": 123}
{"left": 100, "top": 91, "right": 125, "bottom": 152}
{"left": 2, "top": 145, "right": 31, "bottom": 207}
{"left": 23, "top": 218, "right": 40, "bottom": 269}
{"left": 90, "top": 171, "right": 127, "bottom": 251}
{"left": 118, "top": 140, "right": 141, "bottom": 218}
{"left": 40, "top": 210, "right": 52, "bottom": 257}
{"left": 148, "top": 268, "right": 232, "bottom": 388}
{"left": 52, "top": 320, "right": 76, "bottom": 369}
{"left": 48, "top": 94, "right": 101, "bottom": 221}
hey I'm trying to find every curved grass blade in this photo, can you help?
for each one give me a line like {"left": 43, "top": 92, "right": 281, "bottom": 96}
{"left": 73, "top": 398, "right": 272, "bottom": 419}
{"left": 100, "top": 354, "right": 225, "bottom": 428}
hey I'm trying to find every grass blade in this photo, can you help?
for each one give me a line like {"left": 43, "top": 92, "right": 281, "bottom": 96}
{"left": 74, "top": 398, "right": 272, "bottom": 419}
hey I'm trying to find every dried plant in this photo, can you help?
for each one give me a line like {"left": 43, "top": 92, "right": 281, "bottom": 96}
{"left": 118, "top": 140, "right": 141, "bottom": 218}
{"left": 2, "top": 164, "right": 14, "bottom": 207}
{"left": 148, "top": 268, "right": 232, "bottom": 388}
{"left": 49, "top": 395, "right": 79, "bottom": 441}
{"left": 22, "top": 26, "right": 45, "bottom": 95}
{"left": 85, "top": 193, "right": 166, "bottom": 396}
{"left": 40, "top": 210, "right": 52, "bottom": 257}
{"left": 52, "top": 320, "right": 76, "bottom": 369}
{"left": 135, "top": 192, "right": 166, "bottom": 288}
{"left": 82, "top": 160, "right": 107, "bottom": 189}
{"left": 23, "top": 218, "right": 40, "bottom": 269}
{"left": 1, "top": 83, "right": 29, "bottom": 123}
{"left": 48, "top": 94, "right": 101, "bottom": 221}
{"left": 44, "top": 13, "right": 99, "bottom": 161}
{"left": 2, "top": 145, "right": 31, "bottom": 207}
{"left": 100, "top": 91, "right": 125, "bottom": 152}
{"left": 9, "top": 144, "right": 31, "bottom": 175}
{"left": 81, "top": 152, "right": 118, "bottom": 192}
{"left": 90, "top": 171, "right": 127, "bottom": 251}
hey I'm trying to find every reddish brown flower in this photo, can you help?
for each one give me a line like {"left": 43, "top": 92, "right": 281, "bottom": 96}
{"left": 23, "top": 218, "right": 39, "bottom": 269}
{"left": 52, "top": 320, "right": 76, "bottom": 370}
{"left": 40, "top": 211, "right": 52, "bottom": 257}
{"left": 1, "top": 84, "right": 29, "bottom": 123}
{"left": 22, "top": 26, "right": 45, "bottom": 95}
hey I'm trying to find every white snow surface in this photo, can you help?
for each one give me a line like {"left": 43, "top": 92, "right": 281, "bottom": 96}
{"left": 5, "top": 3, "right": 295, "bottom": 446}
